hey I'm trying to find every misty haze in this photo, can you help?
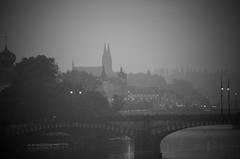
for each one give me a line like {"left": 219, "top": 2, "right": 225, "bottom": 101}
{"left": 1, "top": 0, "right": 240, "bottom": 159}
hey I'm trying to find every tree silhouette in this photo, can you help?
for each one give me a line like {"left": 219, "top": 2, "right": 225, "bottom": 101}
{"left": 111, "top": 94, "right": 125, "bottom": 111}
{"left": 0, "top": 55, "right": 114, "bottom": 123}
{"left": 14, "top": 55, "right": 58, "bottom": 82}
{"left": 62, "top": 70, "right": 101, "bottom": 91}
{"left": 0, "top": 55, "right": 59, "bottom": 122}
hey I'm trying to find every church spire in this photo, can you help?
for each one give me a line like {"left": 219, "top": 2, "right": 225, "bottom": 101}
{"left": 118, "top": 66, "right": 127, "bottom": 79}
{"left": 102, "top": 43, "right": 112, "bottom": 77}
{"left": 104, "top": 43, "right": 107, "bottom": 54}
{"left": 72, "top": 59, "right": 75, "bottom": 70}
{"left": 107, "top": 43, "right": 110, "bottom": 54}
{"left": 4, "top": 32, "right": 8, "bottom": 49}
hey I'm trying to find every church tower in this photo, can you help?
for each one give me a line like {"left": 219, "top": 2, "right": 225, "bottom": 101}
{"left": 102, "top": 43, "right": 112, "bottom": 76}
{"left": 0, "top": 33, "right": 16, "bottom": 68}
{"left": 0, "top": 33, "right": 16, "bottom": 84}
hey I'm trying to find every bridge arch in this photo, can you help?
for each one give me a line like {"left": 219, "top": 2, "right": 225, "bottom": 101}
{"left": 143, "top": 118, "right": 239, "bottom": 159}
{"left": 7, "top": 121, "right": 136, "bottom": 138}
{"left": 4, "top": 114, "right": 240, "bottom": 159}
{"left": 151, "top": 118, "right": 235, "bottom": 137}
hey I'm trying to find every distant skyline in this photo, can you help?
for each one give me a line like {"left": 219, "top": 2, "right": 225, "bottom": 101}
{"left": 1, "top": 0, "right": 240, "bottom": 73}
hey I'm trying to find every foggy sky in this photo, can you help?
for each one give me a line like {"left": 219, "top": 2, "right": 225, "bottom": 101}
{"left": 1, "top": 0, "right": 240, "bottom": 73}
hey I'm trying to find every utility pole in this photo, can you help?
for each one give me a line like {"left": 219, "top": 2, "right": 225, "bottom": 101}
{"left": 220, "top": 77, "right": 224, "bottom": 115}
{"left": 235, "top": 93, "right": 238, "bottom": 114}
{"left": 227, "top": 79, "right": 230, "bottom": 115}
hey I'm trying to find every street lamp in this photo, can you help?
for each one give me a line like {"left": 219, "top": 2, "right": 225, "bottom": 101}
{"left": 235, "top": 93, "right": 238, "bottom": 113}
{"left": 220, "top": 77, "right": 224, "bottom": 115}
{"left": 69, "top": 90, "right": 74, "bottom": 109}
{"left": 227, "top": 79, "right": 230, "bottom": 115}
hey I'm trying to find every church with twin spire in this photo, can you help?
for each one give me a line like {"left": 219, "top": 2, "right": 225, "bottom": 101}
{"left": 72, "top": 43, "right": 117, "bottom": 78}
{"left": 72, "top": 43, "right": 127, "bottom": 99}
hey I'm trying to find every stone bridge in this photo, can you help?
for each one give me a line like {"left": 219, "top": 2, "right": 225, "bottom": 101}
{"left": 4, "top": 114, "right": 240, "bottom": 159}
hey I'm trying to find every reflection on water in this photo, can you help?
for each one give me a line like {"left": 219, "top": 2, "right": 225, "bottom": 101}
{"left": 22, "top": 136, "right": 134, "bottom": 159}
{"left": 161, "top": 125, "right": 240, "bottom": 159}
{"left": 15, "top": 125, "right": 240, "bottom": 159}
{"left": 107, "top": 137, "right": 134, "bottom": 159}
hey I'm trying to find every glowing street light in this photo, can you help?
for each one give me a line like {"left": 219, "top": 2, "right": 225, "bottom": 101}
{"left": 227, "top": 79, "right": 230, "bottom": 115}
{"left": 220, "top": 77, "right": 224, "bottom": 115}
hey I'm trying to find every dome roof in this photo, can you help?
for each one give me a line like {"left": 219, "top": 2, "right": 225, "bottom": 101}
{"left": 0, "top": 46, "right": 16, "bottom": 68}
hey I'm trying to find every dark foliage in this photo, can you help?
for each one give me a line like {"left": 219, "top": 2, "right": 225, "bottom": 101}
{"left": 0, "top": 55, "right": 113, "bottom": 124}
{"left": 62, "top": 70, "right": 101, "bottom": 91}
{"left": 111, "top": 94, "right": 125, "bottom": 111}
{"left": 14, "top": 55, "right": 58, "bottom": 82}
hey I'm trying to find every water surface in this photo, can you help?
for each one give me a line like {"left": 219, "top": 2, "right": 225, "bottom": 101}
{"left": 161, "top": 125, "right": 240, "bottom": 159}
{"left": 18, "top": 125, "right": 240, "bottom": 159}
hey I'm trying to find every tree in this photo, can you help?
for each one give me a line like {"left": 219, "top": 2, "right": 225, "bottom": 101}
{"left": 1, "top": 55, "right": 60, "bottom": 123}
{"left": 127, "top": 72, "right": 167, "bottom": 89}
{"left": 111, "top": 94, "right": 125, "bottom": 111}
{"left": 62, "top": 70, "right": 101, "bottom": 91}
{"left": 169, "top": 79, "right": 197, "bottom": 97}
{"left": 168, "top": 79, "right": 210, "bottom": 107}
{"left": 14, "top": 55, "right": 58, "bottom": 82}
{"left": 61, "top": 70, "right": 114, "bottom": 118}
{"left": 0, "top": 55, "right": 115, "bottom": 124}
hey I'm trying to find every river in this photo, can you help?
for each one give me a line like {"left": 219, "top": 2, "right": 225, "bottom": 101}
{"left": 161, "top": 125, "right": 240, "bottom": 159}
{"left": 19, "top": 125, "right": 240, "bottom": 159}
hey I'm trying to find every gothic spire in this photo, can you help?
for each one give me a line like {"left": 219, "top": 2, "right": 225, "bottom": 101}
{"left": 4, "top": 32, "right": 8, "bottom": 49}
{"left": 72, "top": 59, "right": 75, "bottom": 70}
{"left": 107, "top": 43, "right": 110, "bottom": 54}
{"left": 104, "top": 43, "right": 107, "bottom": 54}
{"left": 102, "top": 43, "right": 112, "bottom": 77}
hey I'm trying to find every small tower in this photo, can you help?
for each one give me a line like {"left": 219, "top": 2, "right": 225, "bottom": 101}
{"left": 0, "top": 33, "right": 16, "bottom": 68}
{"left": 71, "top": 59, "right": 75, "bottom": 71}
{"left": 0, "top": 33, "right": 16, "bottom": 84}
{"left": 104, "top": 43, "right": 107, "bottom": 54}
{"left": 118, "top": 67, "right": 127, "bottom": 80}
{"left": 117, "top": 67, "right": 127, "bottom": 98}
